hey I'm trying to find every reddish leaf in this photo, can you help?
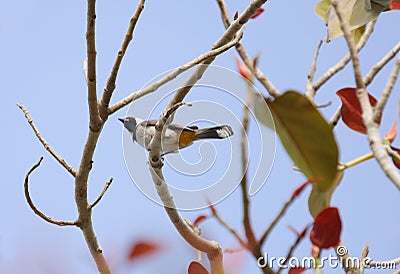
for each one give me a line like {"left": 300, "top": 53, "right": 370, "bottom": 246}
{"left": 390, "top": 0, "right": 400, "bottom": 9}
{"left": 292, "top": 178, "right": 317, "bottom": 198}
{"left": 384, "top": 120, "right": 397, "bottom": 143}
{"left": 392, "top": 151, "right": 400, "bottom": 169}
{"left": 207, "top": 199, "right": 217, "bottom": 215}
{"left": 250, "top": 8, "right": 265, "bottom": 19}
{"left": 128, "top": 241, "right": 161, "bottom": 261}
{"left": 193, "top": 215, "right": 208, "bottom": 227}
{"left": 289, "top": 266, "right": 307, "bottom": 274}
{"left": 235, "top": 57, "right": 252, "bottom": 82}
{"left": 336, "top": 87, "right": 378, "bottom": 134}
{"left": 288, "top": 224, "right": 310, "bottom": 238}
{"left": 310, "top": 207, "right": 342, "bottom": 249}
{"left": 233, "top": 10, "right": 239, "bottom": 20}
{"left": 188, "top": 261, "right": 209, "bottom": 274}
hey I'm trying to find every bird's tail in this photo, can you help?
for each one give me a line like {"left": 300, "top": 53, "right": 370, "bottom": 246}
{"left": 194, "top": 125, "right": 234, "bottom": 140}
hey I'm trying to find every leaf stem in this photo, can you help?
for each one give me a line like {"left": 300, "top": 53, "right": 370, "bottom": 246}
{"left": 343, "top": 153, "right": 374, "bottom": 169}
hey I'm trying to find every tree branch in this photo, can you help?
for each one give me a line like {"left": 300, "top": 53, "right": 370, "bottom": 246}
{"left": 89, "top": 177, "right": 114, "bottom": 209}
{"left": 108, "top": 32, "right": 242, "bottom": 115}
{"left": 305, "top": 40, "right": 323, "bottom": 100}
{"left": 276, "top": 227, "right": 308, "bottom": 274}
{"left": 258, "top": 190, "right": 299, "bottom": 248}
{"left": 24, "top": 157, "right": 77, "bottom": 226}
{"left": 17, "top": 103, "right": 77, "bottom": 177}
{"left": 240, "top": 83, "right": 257, "bottom": 250}
{"left": 312, "top": 21, "right": 376, "bottom": 92}
{"left": 364, "top": 42, "right": 400, "bottom": 87}
{"left": 331, "top": 0, "right": 400, "bottom": 190}
{"left": 165, "top": 0, "right": 269, "bottom": 110}
{"left": 147, "top": 103, "right": 224, "bottom": 273}
{"left": 329, "top": 106, "right": 342, "bottom": 127}
{"left": 216, "top": 0, "right": 281, "bottom": 98}
{"left": 99, "top": 0, "right": 146, "bottom": 121}
{"left": 86, "top": 0, "right": 101, "bottom": 131}
{"left": 373, "top": 56, "right": 400, "bottom": 123}
{"left": 212, "top": 209, "right": 247, "bottom": 248}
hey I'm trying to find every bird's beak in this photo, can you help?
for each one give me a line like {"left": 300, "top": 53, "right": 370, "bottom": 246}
{"left": 118, "top": 118, "right": 125, "bottom": 124}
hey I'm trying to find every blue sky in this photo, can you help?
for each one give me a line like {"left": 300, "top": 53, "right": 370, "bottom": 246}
{"left": 1, "top": 0, "right": 399, "bottom": 273}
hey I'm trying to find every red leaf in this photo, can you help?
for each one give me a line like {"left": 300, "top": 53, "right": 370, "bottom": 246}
{"left": 292, "top": 180, "right": 312, "bottom": 198}
{"left": 233, "top": 10, "right": 239, "bottom": 20}
{"left": 289, "top": 266, "right": 307, "bottom": 274}
{"left": 128, "top": 240, "right": 161, "bottom": 261}
{"left": 188, "top": 261, "right": 209, "bottom": 274}
{"left": 250, "top": 8, "right": 265, "bottom": 19}
{"left": 336, "top": 88, "right": 378, "bottom": 134}
{"left": 235, "top": 57, "right": 252, "bottom": 81}
{"left": 193, "top": 215, "right": 208, "bottom": 227}
{"left": 384, "top": 120, "right": 397, "bottom": 142}
{"left": 390, "top": 0, "right": 400, "bottom": 9}
{"left": 310, "top": 207, "right": 342, "bottom": 249}
{"left": 392, "top": 151, "right": 400, "bottom": 169}
{"left": 207, "top": 199, "right": 217, "bottom": 215}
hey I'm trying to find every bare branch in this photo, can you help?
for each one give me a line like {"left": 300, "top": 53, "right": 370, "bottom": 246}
{"left": 306, "top": 40, "right": 323, "bottom": 100}
{"left": 108, "top": 33, "right": 243, "bottom": 115}
{"left": 329, "top": 106, "right": 342, "bottom": 127}
{"left": 240, "top": 83, "right": 257, "bottom": 249}
{"left": 258, "top": 191, "right": 298, "bottom": 247}
{"left": 89, "top": 177, "right": 114, "bottom": 209}
{"left": 373, "top": 56, "right": 400, "bottom": 123}
{"left": 312, "top": 21, "right": 376, "bottom": 92}
{"left": 24, "top": 157, "right": 77, "bottom": 227}
{"left": 212, "top": 210, "right": 247, "bottom": 248}
{"left": 86, "top": 0, "right": 101, "bottom": 131}
{"left": 276, "top": 227, "right": 308, "bottom": 274}
{"left": 166, "top": 0, "right": 269, "bottom": 110}
{"left": 364, "top": 42, "right": 400, "bottom": 87}
{"left": 17, "top": 103, "right": 77, "bottom": 177}
{"left": 216, "top": 0, "right": 281, "bottom": 98}
{"left": 331, "top": 0, "right": 400, "bottom": 190}
{"left": 99, "top": 0, "right": 146, "bottom": 121}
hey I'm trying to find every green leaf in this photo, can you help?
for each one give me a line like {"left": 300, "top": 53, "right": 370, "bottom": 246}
{"left": 265, "top": 91, "right": 339, "bottom": 191}
{"left": 308, "top": 170, "right": 344, "bottom": 218}
{"left": 314, "top": 0, "right": 331, "bottom": 20}
{"left": 254, "top": 93, "right": 275, "bottom": 129}
{"left": 351, "top": 25, "right": 366, "bottom": 45}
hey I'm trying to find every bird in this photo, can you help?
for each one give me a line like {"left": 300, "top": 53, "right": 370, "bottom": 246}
{"left": 119, "top": 117, "right": 234, "bottom": 155}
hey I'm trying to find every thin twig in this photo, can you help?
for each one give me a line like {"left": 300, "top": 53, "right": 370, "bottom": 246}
{"left": 312, "top": 21, "right": 376, "bottom": 92}
{"left": 240, "top": 82, "right": 257, "bottom": 249}
{"left": 89, "top": 177, "right": 114, "bottom": 209}
{"left": 212, "top": 210, "right": 247, "bottom": 248}
{"left": 276, "top": 227, "right": 309, "bottom": 274}
{"left": 86, "top": 0, "right": 101, "bottom": 131}
{"left": 306, "top": 40, "right": 323, "bottom": 100}
{"left": 364, "top": 42, "right": 400, "bottom": 87}
{"left": 258, "top": 193, "right": 297, "bottom": 247}
{"left": 108, "top": 32, "right": 243, "bottom": 115}
{"left": 165, "top": 0, "right": 270, "bottom": 111}
{"left": 17, "top": 103, "right": 77, "bottom": 177}
{"left": 359, "top": 243, "right": 369, "bottom": 273}
{"left": 373, "top": 56, "right": 400, "bottom": 123}
{"left": 331, "top": 1, "right": 400, "bottom": 191}
{"left": 329, "top": 106, "right": 342, "bottom": 127}
{"left": 99, "top": 0, "right": 146, "bottom": 121}
{"left": 24, "top": 157, "right": 77, "bottom": 226}
{"left": 147, "top": 101, "right": 224, "bottom": 270}
{"left": 216, "top": 0, "right": 281, "bottom": 98}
